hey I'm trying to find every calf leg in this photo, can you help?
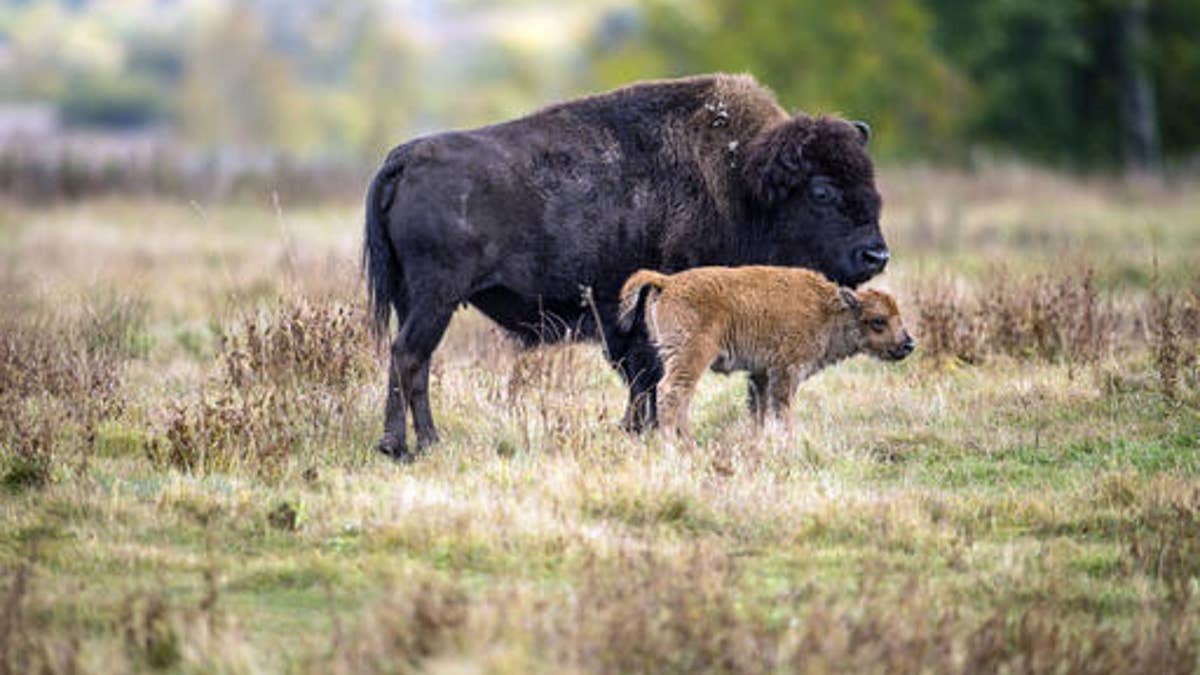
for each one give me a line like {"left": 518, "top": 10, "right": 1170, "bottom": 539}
{"left": 765, "top": 368, "right": 800, "bottom": 432}
{"left": 657, "top": 339, "right": 718, "bottom": 443}
{"left": 378, "top": 304, "right": 454, "bottom": 461}
{"left": 655, "top": 357, "right": 692, "bottom": 440}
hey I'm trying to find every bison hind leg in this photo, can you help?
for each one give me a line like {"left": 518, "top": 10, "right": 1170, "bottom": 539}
{"left": 378, "top": 302, "right": 455, "bottom": 462}
{"left": 747, "top": 371, "right": 769, "bottom": 427}
{"left": 378, "top": 337, "right": 410, "bottom": 460}
{"left": 408, "top": 359, "right": 439, "bottom": 449}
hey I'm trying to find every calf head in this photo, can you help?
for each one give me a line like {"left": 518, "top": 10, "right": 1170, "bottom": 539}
{"left": 743, "top": 115, "right": 887, "bottom": 287}
{"left": 839, "top": 288, "right": 915, "bottom": 361}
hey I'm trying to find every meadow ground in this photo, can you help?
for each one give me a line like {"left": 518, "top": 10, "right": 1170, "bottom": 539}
{"left": 2, "top": 166, "right": 1199, "bottom": 674}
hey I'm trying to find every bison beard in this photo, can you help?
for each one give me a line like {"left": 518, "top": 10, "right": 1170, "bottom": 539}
{"left": 364, "top": 73, "right": 888, "bottom": 461}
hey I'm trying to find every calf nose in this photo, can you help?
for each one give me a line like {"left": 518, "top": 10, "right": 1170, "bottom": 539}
{"left": 897, "top": 335, "right": 916, "bottom": 357}
{"left": 859, "top": 245, "right": 890, "bottom": 273}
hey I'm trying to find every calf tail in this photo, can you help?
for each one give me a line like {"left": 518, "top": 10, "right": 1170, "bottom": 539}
{"left": 362, "top": 155, "right": 407, "bottom": 341}
{"left": 618, "top": 269, "right": 670, "bottom": 332}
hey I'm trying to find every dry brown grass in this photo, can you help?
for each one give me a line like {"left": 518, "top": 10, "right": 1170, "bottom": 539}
{"left": 218, "top": 297, "right": 375, "bottom": 390}
{"left": 297, "top": 543, "right": 1200, "bottom": 675}
{"left": 0, "top": 296, "right": 144, "bottom": 490}
{"left": 153, "top": 296, "right": 379, "bottom": 477}
{"left": 913, "top": 266, "right": 1142, "bottom": 367}
{"left": 2, "top": 170, "right": 1199, "bottom": 673}
{"left": 1150, "top": 279, "right": 1200, "bottom": 406}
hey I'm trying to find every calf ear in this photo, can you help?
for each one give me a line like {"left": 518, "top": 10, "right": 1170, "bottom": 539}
{"left": 838, "top": 287, "right": 862, "bottom": 314}
{"left": 851, "top": 120, "right": 871, "bottom": 145}
{"left": 741, "top": 116, "right": 813, "bottom": 205}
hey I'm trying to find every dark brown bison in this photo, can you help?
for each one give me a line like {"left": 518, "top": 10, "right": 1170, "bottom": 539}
{"left": 364, "top": 74, "right": 888, "bottom": 461}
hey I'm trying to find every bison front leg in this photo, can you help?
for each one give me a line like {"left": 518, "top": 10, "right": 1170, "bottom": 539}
{"left": 610, "top": 335, "right": 662, "bottom": 434}
{"left": 622, "top": 380, "right": 657, "bottom": 434}
{"left": 747, "top": 371, "right": 769, "bottom": 426}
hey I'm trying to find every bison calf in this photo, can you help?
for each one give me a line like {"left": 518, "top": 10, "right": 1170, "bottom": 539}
{"left": 619, "top": 266, "right": 914, "bottom": 441}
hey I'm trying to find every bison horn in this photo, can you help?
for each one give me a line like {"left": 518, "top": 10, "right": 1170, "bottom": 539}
{"left": 852, "top": 121, "right": 871, "bottom": 145}
{"left": 838, "top": 287, "right": 862, "bottom": 314}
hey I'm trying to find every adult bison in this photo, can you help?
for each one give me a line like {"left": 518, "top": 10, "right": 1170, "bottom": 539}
{"left": 364, "top": 73, "right": 888, "bottom": 461}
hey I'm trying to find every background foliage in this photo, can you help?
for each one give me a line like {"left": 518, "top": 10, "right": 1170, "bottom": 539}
{"left": 0, "top": 0, "right": 1197, "bottom": 167}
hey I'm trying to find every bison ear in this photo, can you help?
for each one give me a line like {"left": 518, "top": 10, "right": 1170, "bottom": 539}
{"left": 851, "top": 121, "right": 871, "bottom": 145}
{"left": 741, "top": 117, "right": 812, "bottom": 205}
{"left": 838, "top": 287, "right": 862, "bottom": 315}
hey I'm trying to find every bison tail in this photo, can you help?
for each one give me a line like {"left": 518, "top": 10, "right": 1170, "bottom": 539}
{"left": 618, "top": 269, "right": 670, "bottom": 333}
{"left": 363, "top": 156, "right": 407, "bottom": 341}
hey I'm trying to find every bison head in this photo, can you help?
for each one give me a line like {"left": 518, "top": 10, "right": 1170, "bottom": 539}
{"left": 742, "top": 115, "right": 887, "bottom": 287}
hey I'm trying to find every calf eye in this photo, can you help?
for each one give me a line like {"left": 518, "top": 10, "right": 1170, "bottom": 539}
{"left": 869, "top": 317, "right": 887, "bottom": 332}
{"left": 809, "top": 180, "right": 838, "bottom": 205}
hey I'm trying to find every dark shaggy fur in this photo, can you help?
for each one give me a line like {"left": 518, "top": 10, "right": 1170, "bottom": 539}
{"left": 364, "top": 74, "right": 888, "bottom": 460}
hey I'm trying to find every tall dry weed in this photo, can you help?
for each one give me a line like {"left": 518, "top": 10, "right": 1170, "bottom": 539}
{"left": 0, "top": 296, "right": 144, "bottom": 488}
{"left": 506, "top": 344, "right": 609, "bottom": 456}
{"left": 219, "top": 298, "right": 374, "bottom": 390}
{"left": 913, "top": 278, "right": 985, "bottom": 364}
{"left": 915, "top": 267, "right": 1118, "bottom": 365}
{"left": 1149, "top": 278, "right": 1200, "bottom": 405}
{"left": 156, "top": 296, "right": 378, "bottom": 475}
{"left": 156, "top": 391, "right": 300, "bottom": 477}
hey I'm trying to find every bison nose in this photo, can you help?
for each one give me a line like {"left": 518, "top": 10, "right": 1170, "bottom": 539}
{"left": 858, "top": 245, "right": 890, "bottom": 274}
{"left": 895, "top": 335, "right": 916, "bottom": 358}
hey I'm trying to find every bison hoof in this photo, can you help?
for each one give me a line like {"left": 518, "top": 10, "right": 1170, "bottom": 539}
{"left": 391, "top": 449, "right": 418, "bottom": 465}
{"left": 619, "top": 414, "right": 657, "bottom": 435}
{"left": 377, "top": 434, "right": 415, "bottom": 463}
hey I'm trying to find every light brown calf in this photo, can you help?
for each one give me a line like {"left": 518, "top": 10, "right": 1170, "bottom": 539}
{"left": 618, "top": 266, "right": 914, "bottom": 441}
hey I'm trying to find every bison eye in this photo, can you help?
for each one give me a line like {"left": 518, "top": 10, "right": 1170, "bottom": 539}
{"left": 869, "top": 317, "right": 887, "bottom": 332}
{"left": 809, "top": 179, "right": 839, "bottom": 205}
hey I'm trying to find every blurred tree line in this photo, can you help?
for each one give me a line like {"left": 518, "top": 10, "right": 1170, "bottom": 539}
{"left": 590, "top": 0, "right": 1199, "bottom": 169}
{"left": 0, "top": 0, "right": 1197, "bottom": 170}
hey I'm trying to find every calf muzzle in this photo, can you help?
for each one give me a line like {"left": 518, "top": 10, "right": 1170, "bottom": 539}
{"left": 888, "top": 334, "right": 916, "bottom": 360}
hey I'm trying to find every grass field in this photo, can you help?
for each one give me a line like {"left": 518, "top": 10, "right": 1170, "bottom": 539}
{"left": 2, "top": 167, "right": 1199, "bottom": 673}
